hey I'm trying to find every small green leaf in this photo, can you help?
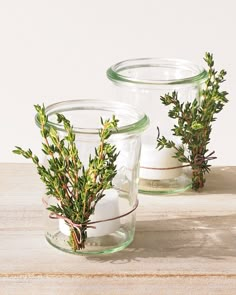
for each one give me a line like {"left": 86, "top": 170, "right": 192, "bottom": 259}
{"left": 191, "top": 121, "right": 204, "bottom": 130}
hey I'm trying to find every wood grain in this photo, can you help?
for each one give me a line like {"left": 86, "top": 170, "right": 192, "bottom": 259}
{"left": 1, "top": 164, "right": 236, "bottom": 294}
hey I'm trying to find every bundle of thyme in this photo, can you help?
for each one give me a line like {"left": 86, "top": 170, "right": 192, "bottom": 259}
{"left": 157, "top": 53, "right": 228, "bottom": 190}
{"left": 13, "top": 105, "right": 119, "bottom": 251}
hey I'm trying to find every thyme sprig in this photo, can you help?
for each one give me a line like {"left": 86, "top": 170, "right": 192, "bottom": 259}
{"left": 13, "top": 105, "right": 119, "bottom": 250}
{"left": 157, "top": 53, "right": 228, "bottom": 190}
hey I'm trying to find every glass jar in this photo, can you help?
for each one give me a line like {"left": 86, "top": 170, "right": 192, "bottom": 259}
{"left": 107, "top": 58, "right": 207, "bottom": 194}
{"left": 35, "top": 100, "right": 149, "bottom": 255}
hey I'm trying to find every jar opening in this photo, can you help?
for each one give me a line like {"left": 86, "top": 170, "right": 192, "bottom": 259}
{"left": 35, "top": 100, "right": 149, "bottom": 135}
{"left": 107, "top": 58, "right": 207, "bottom": 86}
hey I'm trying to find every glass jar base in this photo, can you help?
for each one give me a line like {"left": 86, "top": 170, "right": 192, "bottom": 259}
{"left": 45, "top": 227, "right": 135, "bottom": 255}
{"left": 138, "top": 174, "right": 191, "bottom": 195}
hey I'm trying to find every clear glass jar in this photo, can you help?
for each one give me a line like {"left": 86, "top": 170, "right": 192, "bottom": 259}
{"left": 107, "top": 58, "right": 207, "bottom": 194}
{"left": 36, "top": 100, "right": 149, "bottom": 255}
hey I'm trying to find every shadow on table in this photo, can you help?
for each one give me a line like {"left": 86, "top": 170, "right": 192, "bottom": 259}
{"left": 184, "top": 166, "right": 236, "bottom": 195}
{"left": 86, "top": 214, "right": 236, "bottom": 264}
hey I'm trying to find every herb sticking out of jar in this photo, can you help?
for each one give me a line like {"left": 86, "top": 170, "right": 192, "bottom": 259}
{"left": 13, "top": 105, "right": 119, "bottom": 251}
{"left": 157, "top": 53, "right": 228, "bottom": 190}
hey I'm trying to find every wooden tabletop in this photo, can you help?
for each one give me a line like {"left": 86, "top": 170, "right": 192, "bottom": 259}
{"left": 1, "top": 164, "right": 236, "bottom": 294}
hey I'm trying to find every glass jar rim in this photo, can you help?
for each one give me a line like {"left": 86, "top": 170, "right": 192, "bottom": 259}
{"left": 107, "top": 57, "right": 208, "bottom": 86}
{"left": 35, "top": 99, "right": 149, "bottom": 135}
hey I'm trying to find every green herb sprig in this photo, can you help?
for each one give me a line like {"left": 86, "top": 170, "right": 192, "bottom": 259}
{"left": 157, "top": 53, "right": 228, "bottom": 190}
{"left": 13, "top": 105, "right": 119, "bottom": 251}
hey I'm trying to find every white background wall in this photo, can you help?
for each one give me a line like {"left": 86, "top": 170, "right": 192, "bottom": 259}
{"left": 0, "top": 0, "right": 235, "bottom": 164}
